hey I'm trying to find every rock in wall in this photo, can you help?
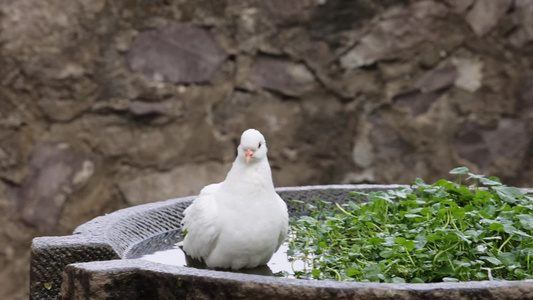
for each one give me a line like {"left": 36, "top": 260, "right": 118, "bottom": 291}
{"left": 1, "top": 0, "right": 533, "bottom": 299}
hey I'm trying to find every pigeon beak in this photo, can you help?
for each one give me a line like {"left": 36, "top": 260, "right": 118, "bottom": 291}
{"left": 245, "top": 149, "right": 254, "bottom": 163}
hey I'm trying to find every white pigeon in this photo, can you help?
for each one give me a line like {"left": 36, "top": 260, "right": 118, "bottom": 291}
{"left": 180, "top": 129, "right": 289, "bottom": 270}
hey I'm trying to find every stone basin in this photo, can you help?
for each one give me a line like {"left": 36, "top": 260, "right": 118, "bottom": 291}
{"left": 30, "top": 184, "right": 533, "bottom": 300}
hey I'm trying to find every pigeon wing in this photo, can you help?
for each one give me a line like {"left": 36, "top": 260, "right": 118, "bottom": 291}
{"left": 181, "top": 183, "right": 221, "bottom": 261}
{"left": 275, "top": 193, "right": 289, "bottom": 251}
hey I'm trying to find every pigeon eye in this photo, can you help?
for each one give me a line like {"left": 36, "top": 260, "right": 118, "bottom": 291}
{"left": 258, "top": 142, "right": 262, "bottom": 149}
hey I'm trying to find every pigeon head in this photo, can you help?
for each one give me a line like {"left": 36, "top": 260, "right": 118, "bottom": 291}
{"left": 238, "top": 129, "right": 267, "bottom": 164}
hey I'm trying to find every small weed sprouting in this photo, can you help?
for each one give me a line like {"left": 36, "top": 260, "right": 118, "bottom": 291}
{"left": 288, "top": 167, "right": 533, "bottom": 283}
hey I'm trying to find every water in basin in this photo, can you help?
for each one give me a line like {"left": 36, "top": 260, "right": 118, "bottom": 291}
{"left": 140, "top": 241, "right": 306, "bottom": 278}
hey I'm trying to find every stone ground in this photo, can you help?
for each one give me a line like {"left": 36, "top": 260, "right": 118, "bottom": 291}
{"left": 1, "top": 0, "right": 533, "bottom": 299}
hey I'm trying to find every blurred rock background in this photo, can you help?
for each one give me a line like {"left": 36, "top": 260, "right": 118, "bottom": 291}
{"left": 1, "top": 0, "right": 533, "bottom": 298}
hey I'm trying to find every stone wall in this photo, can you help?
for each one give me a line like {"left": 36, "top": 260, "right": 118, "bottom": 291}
{"left": 1, "top": 0, "right": 533, "bottom": 299}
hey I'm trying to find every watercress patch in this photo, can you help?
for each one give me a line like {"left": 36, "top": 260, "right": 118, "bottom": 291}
{"left": 288, "top": 167, "right": 533, "bottom": 282}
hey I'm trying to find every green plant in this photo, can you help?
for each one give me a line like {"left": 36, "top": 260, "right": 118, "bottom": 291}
{"left": 288, "top": 167, "right": 533, "bottom": 283}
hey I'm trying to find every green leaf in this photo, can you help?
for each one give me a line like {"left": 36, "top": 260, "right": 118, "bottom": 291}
{"left": 455, "top": 232, "right": 472, "bottom": 244}
{"left": 391, "top": 277, "right": 406, "bottom": 283}
{"left": 391, "top": 189, "right": 408, "bottom": 199}
{"left": 299, "top": 216, "right": 318, "bottom": 225}
{"left": 351, "top": 245, "right": 361, "bottom": 253}
{"left": 488, "top": 176, "right": 502, "bottom": 183}
{"left": 369, "top": 236, "right": 385, "bottom": 245}
{"left": 475, "top": 272, "right": 488, "bottom": 279}
{"left": 513, "top": 229, "right": 531, "bottom": 238}
{"left": 363, "top": 263, "right": 382, "bottom": 282}
{"left": 426, "top": 233, "right": 442, "bottom": 242}
{"left": 452, "top": 207, "right": 466, "bottom": 220}
{"left": 489, "top": 222, "right": 504, "bottom": 231}
{"left": 346, "top": 267, "right": 359, "bottom": 277}
{"left": 379, "top": 249, "right": 396, "bottom": 258}
{"left": 479, "top": 177, "right": 502, "bottom": 186}
{"left": 514, "top": 268, "right": 526, "bottom": 279}
{"left": 434, "top": 179, "right": 453, "bottom": 187}
{"left": 404, "top": 214, "right": 423, "bottom": 218}
{"left": 493, "top": 186, "right": 524, "bottom": 203}
{"left": 450, "top": 167, "right": 469, "bottom": 175}
{"left": 481, "top": 256, "right": 502, "bottom": 265}
{"left": 498, "top": 252, "right": 517, "bottom": 266}
{"left": 414, "top": 235, "right": 428, "bottom": 250}
{"left": 440, "top": 200, "right": 458, "bottom": 207}
{"left": 482, "top": 205, "right": 497, "bottom": 217}
{"left": 517, "top": 214, "right": 533, "bottom": 230}
{"left": 405, "top": 240, "right": 416, "bottom": 252}
{"left": 394, "top": 237, "right": 407, "bottom": 244}
{"left": 413, "top": 177, "right": 428, "bottom": 187}
{"left": 348, "top": 201, "right": 359, "bottom": 210}
{"left": 502, "top": 224, "right": 518, "bottom": 235}
{"left": 394, "top": 237, "right": 416, "bottom": 251}
{"left": 312, "top": 269, "right": 321, "bottom": 279}
{"left": 467, "top": 173, "right": 485, "bottom": 181}
{"left": 475, "top": 190, "right": 492, "bottom": 202}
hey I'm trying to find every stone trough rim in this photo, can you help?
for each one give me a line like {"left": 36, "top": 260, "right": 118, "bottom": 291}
{"left": 67, "top": 258, "right": 533, "bottom": 292}
{"left": 31, "top": 184, "right": 533, "bottom": 299}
